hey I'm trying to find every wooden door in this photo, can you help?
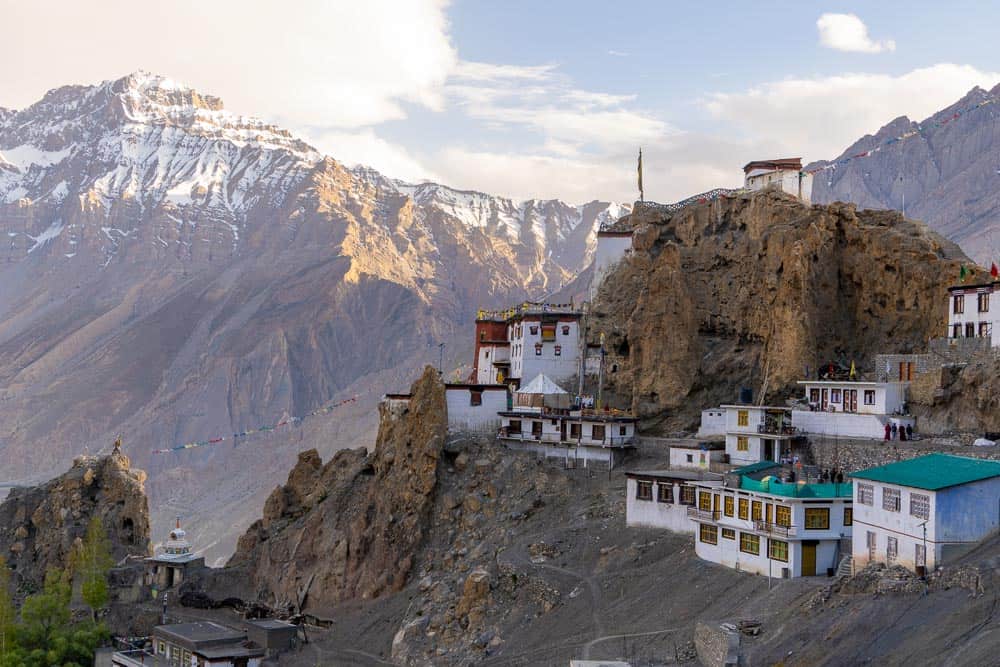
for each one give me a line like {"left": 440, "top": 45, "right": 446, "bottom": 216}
{"left": 801, "top": 541, "right": 817, "bottom": 576}
{"left": 821, "top": 389, "right": 829, "bottom": 410}
{"left": 845, "top": 390, "right": 857, "bottom": 413}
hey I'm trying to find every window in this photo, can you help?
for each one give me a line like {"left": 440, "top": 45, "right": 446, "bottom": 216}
{"left": 721, "top": 528, "right": 736, "bottom": 540}
{"left": 508, "top": 420, "right": 521, "bottom": 434}
{"left": 768, "top": 539, "right": 788, "bottom": 562}
{"left": 158, "top": 641, "right": 166, "bottom": 655}
{"left": 887, "top": 536, "right": 898, "bottom": 563}
{"left": 657, "top": 483, "right": 673, "bottom": 503}
{"left": 863, "top": 390, "right": 876, "bottom": 406}
{"left": 737, "top": 410, "right": 749, "bottom": 427}
{"left": 953, "top": 294, "right": 964, "bottom": 314}
{"left": 570, "top": 423, "right": 581, "bottom": 438}
{"left": 915, "top": 543, "right": 926, "bottom": 568}
{"left": 843, "top": 507, "right": 853, "bottom": 526}
{"left": 619, "top": 425, "right": 627, "bottom": 436}
{"left": 765, "top": 503, "right": 773, "bottom": 523}
{"left": 479, "top": 330, "right": 486, "bottom": 342}
{"left": 804, "top": 507, "right": 830, "bottom": 530}
{"left": 751, "top": 501, "right": 762, "bottom": 521}
{"left": 979, "top": 292, "right": 989, "bottom": 312}
{"left": 831, "top": 389, "right": 842, "bottom": 404}
{"left": 736, "top": 436, "right": 749, "bottom": 452}
{"left": 686, "top": 453, "right": 693, "bottom": 463}
{"left": 534, "top": 343, "right": 543, "bottom": 356}
{"left": 724, "top": 496, "right": 735, "bottom": 517}
{"left": 739, "top": 532, "right": 760, "bottom": 555}
{"left": 775, "top": 505, "right": 791, "bottom": 527}
{"left": 469, "top": 390, "right": 482, "bottom": 406}
{"left": 680, "top": 486, "right": 696, "bottom": 506}
{"left": 554, "top": 345, "right": 562, "bottom": 356}
{"left": 858, "top": 483, "right": 874, "bottom": 506}
{"left": 738, "top": 497, "right": 749, "bottom": 520}
{"left": 699, "top": 523, "right": 718, "bottom": 545}
{"left": 529, "top": 325, "right": 538, "bottom": 335}
{"left": 562, "top": 325, "right": 570, "bottom": 335}
{"left": 532, "top": 421, "right": 543, "bottom": 436}
{"left": 980, "top": 322, "right": 990, "bottom": 338}
{"left": 698, "top": 491, "right": 712, "bottom": 511}
{"left": 541, "top": 325, "right": 556, "bottom": 341}
{"left": 636, "top": 481, "right": 653, "bottom": 501}
{"left": 592, "top": 424, "right": 606, "bottom": 441}
{"left": 809, "top": 388, "right": 820, "bottom": 403}
{"left": 910, "top": 493, "right": 930, "bottom": 519}
{"left": 966, "top": 322, "right": 976, "bottom": 338}
{"left": 882, "top": 488, "right": 901, "bottom": 512}
{"left": 953, "top": 323, "right": 962, "bottom": 338}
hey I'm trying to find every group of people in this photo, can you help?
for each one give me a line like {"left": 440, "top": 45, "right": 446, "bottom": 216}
{"left": 819, "top": 468, "right": 846, "bottom": 483}
{"left": 884, "top": 421, "right": 914, "bottom": 441}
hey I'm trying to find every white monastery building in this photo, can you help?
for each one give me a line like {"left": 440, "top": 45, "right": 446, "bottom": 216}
{"left": 590, "top": 228, "right": 634, "bottom": 300}
{"left": 947, "top": 281, "right": 1000, "bottom": 345}
{"left": 444, "top": 384, "right": 508, "bottom": 434}
{"left": 473, "top": 303, "right": 582, "bottom": 388}
{"left": 626, "top": 469, "right": 723, "bottom": 534}
{"left": 792, "top": 380, "right": 913, "bottom": 439}
{"left": 743, "top": 158, "right": 812, "bottom": 203}
{"left": 690, "top": 464, "right": 853, "bottom": 578}
{"left": 721, "top": 404, "right": 798, "bottom": 467}
{"left": 850, "top": 454, "right": 1000, "bottom": 573}
{"left": 497, "top": 374, "right": 636, "bottom": 468}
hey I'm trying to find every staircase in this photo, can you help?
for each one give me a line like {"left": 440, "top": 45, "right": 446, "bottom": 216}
{"left": 836, "top": 555, "right": 854, "bottom": 577}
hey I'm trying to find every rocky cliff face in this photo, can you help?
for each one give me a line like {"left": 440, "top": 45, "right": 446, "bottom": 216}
{"left": 227, "top": 365, "right": 447, "bottom": 608}
{"left": 590, "top": 190, "right": 973, "bottom": 427}
{"left": 0, "top": 449, "right": 150, "bottom": 591}
{"left": 811, "top": 84, "right": 1000, "bottom": 265}
{"left": 0, "top": 71, "right": 626, "bottom": 559}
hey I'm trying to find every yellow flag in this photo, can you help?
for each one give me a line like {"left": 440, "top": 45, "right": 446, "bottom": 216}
{"left": 637, "top": 148, "right": 644, "bottom": 200}
{"left": 849, "top": 360, "right": 857, "bottom": 379}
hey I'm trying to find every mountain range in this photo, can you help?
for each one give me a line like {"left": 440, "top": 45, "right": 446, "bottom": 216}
{"left": 810, "top": 83, "right": 1000, "bottom": 265}
{"left": 0, "top": 72, "right": 626, "bottom": 561}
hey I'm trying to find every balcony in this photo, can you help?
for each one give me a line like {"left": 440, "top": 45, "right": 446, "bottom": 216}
{"left": 686, "top": 507, "right": 721, "bottom": 521}
{"left": 754, "top": 520, "right": 796, "bottom": 537}
{"left": 757, "top": 423, "right": 798, "bottom": 436}
{"left": 497, "top": 430, "right": 635, "bottom": 448}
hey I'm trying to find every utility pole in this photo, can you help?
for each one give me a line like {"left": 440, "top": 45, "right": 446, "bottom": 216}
{"left": 437, "top": 343, "right": 445, "bottom": 377}
{"left": 597, "top": 332, "right": 606, "bottom": 410}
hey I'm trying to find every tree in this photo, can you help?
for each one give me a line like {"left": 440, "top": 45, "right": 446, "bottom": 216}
{"left": 0, "top": 557, "right": 14, "bottom": 660}
{"left": 18, "top": 569, "right": 70, "bottom": 647}
{"left": 73, "top": 517, "right": 113, "bottom": 621}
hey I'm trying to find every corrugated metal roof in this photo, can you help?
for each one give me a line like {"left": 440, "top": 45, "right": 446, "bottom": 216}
{"left": 850, "top": 453, "right": 1000, "bottom": 491}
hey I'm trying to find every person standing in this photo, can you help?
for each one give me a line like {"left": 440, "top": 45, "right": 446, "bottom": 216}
{"left": 884, "top": 422, "right": 891, "bottom": 441}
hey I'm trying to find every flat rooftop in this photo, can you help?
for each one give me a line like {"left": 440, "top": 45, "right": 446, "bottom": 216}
{"left": 851, "top": 453, "right": 1000, "bottom": 491}
{"left": 626, "top": 469, "right": 724, "bottom": 482}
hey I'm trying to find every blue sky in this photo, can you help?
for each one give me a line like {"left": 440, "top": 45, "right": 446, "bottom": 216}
{"left": 4, "top": 0, "right": 1000, "bottom": 203}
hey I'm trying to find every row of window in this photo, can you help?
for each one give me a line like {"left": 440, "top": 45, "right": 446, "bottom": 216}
{"left": 698, "top": 524, "right": 789, "bottom": 561}
{"left": 952, "top": 293, "right": 990, "bottom": 315}
{"left": 856, "top": 483, "right": 929, "bottom": 518}
{"left": 509, "top": 323, "right": 573, "bottom": 339}
{"left": 634, "top": 480, "right": 696, "bottom": 504}
{"left": 866, "top": 531, "right": 926, "bottom": 567}
{"left": 697, "top": 491, "right": 851, "bottom": 528}
{"left": 513, "top": 420, "right": 627, "bottom": 440}
{"left": 808, "top": 388, "right": 877, "bottom": 406}
{"left": 950, "top": 322, "right": 991, "bottom": 339}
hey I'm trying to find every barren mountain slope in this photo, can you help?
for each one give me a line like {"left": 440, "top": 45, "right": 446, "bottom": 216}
{"left": 811, "top": 83, "right": 1000, "bottom": 265}
{"left": 588, "top": 190, "right": 975, "bottom": 429}
{"left": 0, "top": 72, "right": 626, "bottom": 560}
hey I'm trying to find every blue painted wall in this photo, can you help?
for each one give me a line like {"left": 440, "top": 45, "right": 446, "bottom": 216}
{"left": 935, "top": 477, "right": 1000, "bottom": 543}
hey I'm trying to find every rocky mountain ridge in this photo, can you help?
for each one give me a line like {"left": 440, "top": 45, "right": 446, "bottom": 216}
{"left": 0, "top": 72, "right": 626, "bottom": 560}
{"left": 590, "top": 190, "right": 973, "bottom": 428}
{"left": 811, "top": 83, "right": 1000, "bottom": 265}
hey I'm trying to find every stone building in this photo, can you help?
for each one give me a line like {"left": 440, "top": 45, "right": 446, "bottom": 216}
{"left": 743, "top": 158, "right": 812, "bottom": 203}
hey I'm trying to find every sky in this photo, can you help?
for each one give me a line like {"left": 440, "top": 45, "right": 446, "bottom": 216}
{"left": 2, "top": 0, "right": 999, "bottom": 204}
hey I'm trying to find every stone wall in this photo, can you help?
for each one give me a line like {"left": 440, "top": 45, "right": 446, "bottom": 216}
{"left": 694, "top": 621, "right": 740, "bottom": 667}
{"left": 805, "top": 435, "right": 1000, "bottom": 473}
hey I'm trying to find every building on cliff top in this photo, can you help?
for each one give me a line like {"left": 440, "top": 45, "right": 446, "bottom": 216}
{"left": 145, "top": 518, "right": 204, "bottom": 593}
{"left": 743, "top": 158, "right": 812, "bottom": 203}
{"left": 947, "top": 280, "right": 1000, "bottom": 345}
{"left": 791, "top": 380, "right": 914, "bottom": 440}
{"left": 689, "top": 465, "right": 853, "bottom": 578}
{"left": 850, "top": 454, "right": 1000, "bottom": 574}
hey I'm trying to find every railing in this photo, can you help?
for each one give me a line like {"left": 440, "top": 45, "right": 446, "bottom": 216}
{"left": 687, "top": 507, "right": 721, "bottom": 521}
{"left": 111, "top": 650, "right": 153, "bottom": 667}
{"left": 757, "top": 423, "right": 798, "bottom": 436}
{"left": 754, "top": 520, "right": 796, "bottom": 537}
{"left": 497, "top": 430, "right": 635, "bottom": 448}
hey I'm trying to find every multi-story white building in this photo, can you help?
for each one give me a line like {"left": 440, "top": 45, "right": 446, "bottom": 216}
{"left": 743, "top": 158, "right": 812, "bottom": 203}
{"left": 625, "top": 469, "right": 723, "bottom": 534}
{"left": 850, "top": 454, "right": 1000, "bottom": 573}
{"left": 473, "top": 303, "right": 582, "bottom": 388}
{"left": 947, "top": 281, "right": 999, "bottom": 345}
{"left": 792, "top": 380, "right": 913, "bottom": 439}
{"left": 497, "top": 374, "right": 636, "bottom": 468}
{"left": 721, "top": 405, "right": 798, "bottom": 466}
{"left": 689, "top": 469, "right": 853, "bottom": 578}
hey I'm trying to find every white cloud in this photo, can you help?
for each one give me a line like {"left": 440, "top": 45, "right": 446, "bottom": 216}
{"left": 817, "top": 13, "right": 895, "bottom": 53}
{"left": 607, "top": 50, "right": 629, "bottom": 57}
{"left": 307, "top": 129, "right": 440, "bottom": 184}
{"left": 704, "top": 64, "right": 1000, "bottom": 162}
{"left": 0, "top": 0, "right": 456, "bottom": 129}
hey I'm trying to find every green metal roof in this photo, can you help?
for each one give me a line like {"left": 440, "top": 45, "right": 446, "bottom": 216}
{"left": 731, "top": 461, "right": 781, "bottom": 475}
{"left": 850, "top": 454, "right": 1000, "bottom": 491}
{"left": 740, "top": 476, "right": 853, "bottom": 499}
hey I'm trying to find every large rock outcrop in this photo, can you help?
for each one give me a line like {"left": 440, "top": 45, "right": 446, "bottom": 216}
{"left": 226, "top": 365, "right": 447, "bottom": 610}
{"left": 0, "top": 449, "right": 150, "bottom": 590}
{"left": 590, "top": 190, "right": 977, "bottom": 427}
